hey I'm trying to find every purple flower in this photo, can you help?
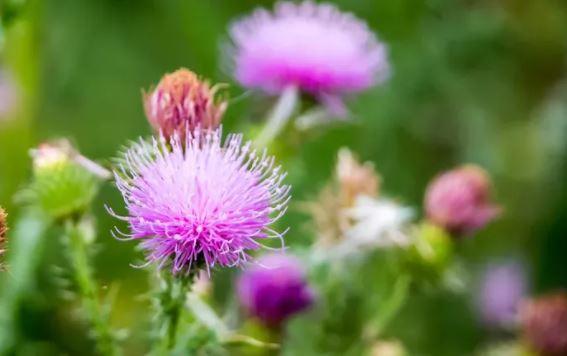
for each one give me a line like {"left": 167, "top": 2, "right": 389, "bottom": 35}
{"left": 424, "top": 165, "right": 500, "bottom": 236}
{"left": 477, "top": 260, "right": 528, "bottom": 328}
{"left": 229, "top": 1, "right": 389, "bottom": 103}
{"left": 109, "top": 129, "right": 290, "bottom": 274}
{"left": 237, "top": 254, "right": 314, "bottom": 327}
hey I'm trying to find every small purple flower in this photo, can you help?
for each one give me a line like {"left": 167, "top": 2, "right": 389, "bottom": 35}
{"left": 229, "top": 1, "right": 389, "bottom": 104}
{"left": 109, "top": 129, "right": 290, "bottom": 274}
{"left": 424, "top": 165, "right": 500, "bottom": 236}
{"left": 477, "top": 260, "right": 528, "bottom": 328}
{"left": 237, "top": 254, "right": 314, "bottom": 327}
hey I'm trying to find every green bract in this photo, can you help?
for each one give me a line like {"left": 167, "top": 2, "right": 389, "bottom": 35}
{"left": 29, "top": 159, "right": 99, "bottom": 219}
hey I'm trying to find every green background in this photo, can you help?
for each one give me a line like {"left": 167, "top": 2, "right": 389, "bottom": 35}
{"left": 1, "top": 0, "right": 566, "bottom": 354}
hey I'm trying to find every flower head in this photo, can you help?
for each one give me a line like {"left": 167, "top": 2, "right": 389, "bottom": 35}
{"left": 144, "top": 68, "right": 227, "bottom": 139}
{"left": 520, "top": 292, "right": 567, "bottom": 356}
{"left": 477, "top": 260, "right": 528, "bottom": 329}
{"left": 237, "top": 254, "right": 314, "bottom": 327}
{"left": 229, "top": 1, "right": 389, "bottom": 98}
{"left": 424, "top": 165, "right": 500, "bottom": 236}
{"left": 110, "top": 129, "right": 290, "bottom": 274}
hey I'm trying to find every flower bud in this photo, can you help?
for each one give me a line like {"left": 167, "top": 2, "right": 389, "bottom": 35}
{"left": 143, "top": 68, "right": 226, "bottom": 139}
{"left": 520, "top": 292, "right": 567, "bottom": 356}
{"left": 0, "top": 207, "right": 7, "bottom": 269}
{"left": 27, "top": 140, "right": 103, "bottom": 219}
{"left": 410, "top": 222, "right": 453, "bottom": 274}
{"left": 424, "top": 165, "right": 500, "bottom": 236}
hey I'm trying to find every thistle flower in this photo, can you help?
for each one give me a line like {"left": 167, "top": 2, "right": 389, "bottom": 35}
{"left": 520, "top": 292, "right": 567, "bottom": 356}
{"left": 229, "top": 1, "right": 389, "bottom": 110}
{"left": 109, "top": 129, "right": 290, "bottom": 274}
{"left": 237, "top": 254, "right": 314, "bottom": 327}
{"left": 0, "top": 207, "right": 7, "bottom": 268}
{"left": 424, "top": 165, "right": 500, "bottom": 236}
{"left": 476, "top": 260, "right": 528, "bottom": 329}
{"left": 143, "top": 68, "right": 227, "bottom": 139}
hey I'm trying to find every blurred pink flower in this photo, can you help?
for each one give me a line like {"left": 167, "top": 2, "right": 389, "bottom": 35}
{"left": 424, "top": 165, "right": 500, "bottom": 236}
{"left": 229, "top": 1, "right": 389, "bottom": 104}
{"left": 109, "top": 129, "right": 290, "bottom": 274}
{"left": 237, "top": 254, "right": 314, "bottom": 327}
{"left": 521, "top": 292, "right": 567, "bottom": 356}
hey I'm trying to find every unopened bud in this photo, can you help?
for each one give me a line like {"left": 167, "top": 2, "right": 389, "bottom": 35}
{"left": 27, "top": 140, "right": 104, "bottom": 219}
{"left": 424, "top": 165, "right": 500, "bottom": 236}
{"left": 143, "top": 68, "right": 226, "bottom": 139}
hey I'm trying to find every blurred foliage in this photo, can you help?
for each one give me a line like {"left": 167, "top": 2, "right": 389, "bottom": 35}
{"left": 0, "top": 0, "right": 566, "bottom": 355}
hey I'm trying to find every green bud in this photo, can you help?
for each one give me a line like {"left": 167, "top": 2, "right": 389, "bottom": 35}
{"left": 405, "top": 222, "right": 454, "bottom": 283}
{"left": 25, "top": 140, "right": 107, "bottom": 219}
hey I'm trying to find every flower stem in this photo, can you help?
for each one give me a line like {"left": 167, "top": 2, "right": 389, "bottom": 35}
{"left": 154, "top": 272, "right": 191, "bottom": 353}
{"left": 64, "top": 217, "right": 119, "bottom": 356}
{"left": 255, "top": 85, "right": 299, "bottom": 147}
{"left": 366, "top": 274, "right": 411, "bottom": 340}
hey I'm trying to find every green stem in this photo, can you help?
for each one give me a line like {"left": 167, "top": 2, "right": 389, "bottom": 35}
{"left": 154, "top": 272, "right": 191, "bottom": 353}
{"left": 185, "top": 292, "right": 280, "bottom": 350}
{"left": 64, "top": 218, "right": 119, "bottom": 356}
{"left": 255, "top": 85, "right": 299, "bottom": 148}
{"left": 369, "top": 274, "right": 412, "bottom": 339}
{"left": 0, "top": 209, "right": 50, "bottom": 354}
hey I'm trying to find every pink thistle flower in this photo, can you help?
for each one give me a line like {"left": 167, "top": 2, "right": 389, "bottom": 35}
{"left": 108, "top": 129, "right": 291, "bottom": 274}
{"left": 424, "top": 165, "right": 501, "bottom": 236}
{"left": 229, "top": 1, "right": 389, "bottom": 105}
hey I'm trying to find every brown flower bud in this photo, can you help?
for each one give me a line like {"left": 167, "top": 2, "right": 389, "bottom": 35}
{"left": 520, "top": 292, "right": 567, "bottom": 356}
{"left": 143, "top": 68, "right": 227, "bottom": 139}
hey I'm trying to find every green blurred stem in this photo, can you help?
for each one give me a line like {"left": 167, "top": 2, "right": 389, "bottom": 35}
{"left": 0, "top": 209, "right": 50, "bottom": 353}
{"left": 369, "top": 274, "right": 411, "bottom": 338}
{"left": 185, "top": 292, "right": 279, "bottom": 350}
{"left": 64, "top": 218, "right": 119, "bottom": 356}
{"left": 255, "top": 85, "right": 299, "bottom": 147}
{"left": 155, "top": 272, "right": 191, "bottom": 352}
